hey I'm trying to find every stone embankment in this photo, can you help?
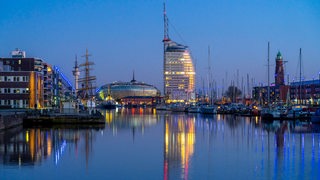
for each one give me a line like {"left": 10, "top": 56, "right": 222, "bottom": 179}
{"left": 0, "top": 110, "right": 26, "bottom": 130}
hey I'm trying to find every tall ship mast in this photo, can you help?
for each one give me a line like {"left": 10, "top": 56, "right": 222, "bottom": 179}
{"left": 78, "top": 49, "right": 97, "bottom": 104}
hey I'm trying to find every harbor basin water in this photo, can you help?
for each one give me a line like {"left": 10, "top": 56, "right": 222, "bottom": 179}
{"left": 1, "top": 108, "right": 320, "bottom": 179}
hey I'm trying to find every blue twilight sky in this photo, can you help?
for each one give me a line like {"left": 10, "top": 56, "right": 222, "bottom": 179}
{"left": 0, "top": 0, "right": 320, "bottom": 94}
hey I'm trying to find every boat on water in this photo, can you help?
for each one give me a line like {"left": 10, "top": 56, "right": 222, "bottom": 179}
{"left": 200, "top": 105, "right": 216, "bottom": 114}
{"left": 261, "top": 108, "right": 281, "bottom": 120}
{"left": 285, "top": 105, "right": 308, "bottom": 118}
{"left": 168, "top": 103, "right": 186, "bottom": 112}
{"left": 100, "top": 86, "right": 117, "bottom": 109}
{"left": 155, "top": 104, "right": 167, "bottom": 111}
{"left": 101, "top": 99, "right": 117, "bottom": 109}
{"left": 188, "top": 105, "right": 200, "bottom": 113}
{"left": 311, "top": 108, "right": 320, "bottom": 123}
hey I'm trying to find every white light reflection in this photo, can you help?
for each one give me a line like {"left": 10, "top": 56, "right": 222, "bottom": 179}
{"left": 55, "top": 140, "right": 67, "bottom": 165}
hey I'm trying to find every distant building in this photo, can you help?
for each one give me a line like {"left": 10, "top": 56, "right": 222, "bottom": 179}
{"left": 252, "top": 84, "right": 289, "bottom": 106}
{"left": 97, "top": 75, "right": 160, "bottom": 106}
{"left": 289, "top": 79, "right": 320, "bottom": 105}
{"left": 11, "top": 48, "right": 26, "bottom": 58}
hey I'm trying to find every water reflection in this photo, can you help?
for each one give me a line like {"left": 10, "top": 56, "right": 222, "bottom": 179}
{"left": 164, "top": 113, "right": 195, "bottom": 180}
{"left": 1, "top": 110, "right": 320, "bottom": 179}
{"left": 265, "top": 121, "right": 320, "bottom": 179}
{"left": 0, "top": 125, "right": 104, "bottom": 168}
{"left": 101, "top": 108, "right": 159, "bottom": 138}
{"left": 162, "top": 113, "right": 320, "bottom": 179}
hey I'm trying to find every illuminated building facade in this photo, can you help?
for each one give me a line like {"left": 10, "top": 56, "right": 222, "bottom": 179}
{"left": 163, "top": 40, "right": 195, "bottom": 103}
{"left": 0, "top": 49, "right": 74, "bottom": 109}
{"left": 43, "top": 62, "right": 53, "bottom": 108}
{"left": 0, "top": 71, "right": 43, "bottom": 108}
{"left": 97, "top": 76, "right": 160, "bottom": 106}
{"left": 253, "top": 80, "right": 320, "bottom": 106}
{"left": 52, "top": 66, "right": 74, "bottom": 109}
{"left": 0, "top": 55, "right": 44, "bottom": 108}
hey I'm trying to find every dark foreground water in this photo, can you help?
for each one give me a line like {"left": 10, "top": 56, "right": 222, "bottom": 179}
{"left": 1, "top": 108, "right": 320, "bottom": 180}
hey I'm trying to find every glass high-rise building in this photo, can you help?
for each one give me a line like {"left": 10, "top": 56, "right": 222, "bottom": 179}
{"left": 163, "top": 40, "right": 195, "bottom": 103}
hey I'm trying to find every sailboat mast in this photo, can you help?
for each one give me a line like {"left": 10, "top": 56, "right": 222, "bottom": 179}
{"left": 299, "top": 48, "right": 302, "bottom": 104}
{"left": 267, "top": 42, "right": 270, "bottom": 107}
{"left": 208, "top": 46, "right": 211, "bottom": 104}
{"left": 247, "top": 74, "right": 250, "bottom": 98}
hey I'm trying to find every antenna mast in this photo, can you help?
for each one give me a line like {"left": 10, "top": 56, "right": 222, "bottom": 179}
{"left": 163, "top": 2, "right": 170, "bottom": 98}
{"left": 163, "top": 2, "right": 169, "bottom": 41}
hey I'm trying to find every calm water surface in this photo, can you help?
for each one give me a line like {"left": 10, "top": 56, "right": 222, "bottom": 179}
{"left": 1, "top": 108, "right": 320, "bottom": 179}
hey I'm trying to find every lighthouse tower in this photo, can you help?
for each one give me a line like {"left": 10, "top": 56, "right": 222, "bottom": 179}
{"left": 275, "top": 51, "right": 285, "bottom": 86}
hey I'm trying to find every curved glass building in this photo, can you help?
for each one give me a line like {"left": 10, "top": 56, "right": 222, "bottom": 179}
{"left": 163, "top": 40, "right": 196, "bottom": 103}
{"left": 97, "top": 76, "right": 160, "bottom": 106}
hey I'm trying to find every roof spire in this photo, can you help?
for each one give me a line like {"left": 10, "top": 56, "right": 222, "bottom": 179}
{"left": 131, "top": 70, "right": 136, "bottom": 83}
{"left": 74, "top": 54, "right": 78, "bottom": 68}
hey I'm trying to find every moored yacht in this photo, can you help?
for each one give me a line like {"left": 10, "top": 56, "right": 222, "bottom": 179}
{"left": 200, "top": 105, "right": 216, "bottom": 114}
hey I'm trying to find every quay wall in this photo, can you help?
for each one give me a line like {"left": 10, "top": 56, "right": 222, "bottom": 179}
{"left": 0, "top": 112, "right": 25, "bottom": 131}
